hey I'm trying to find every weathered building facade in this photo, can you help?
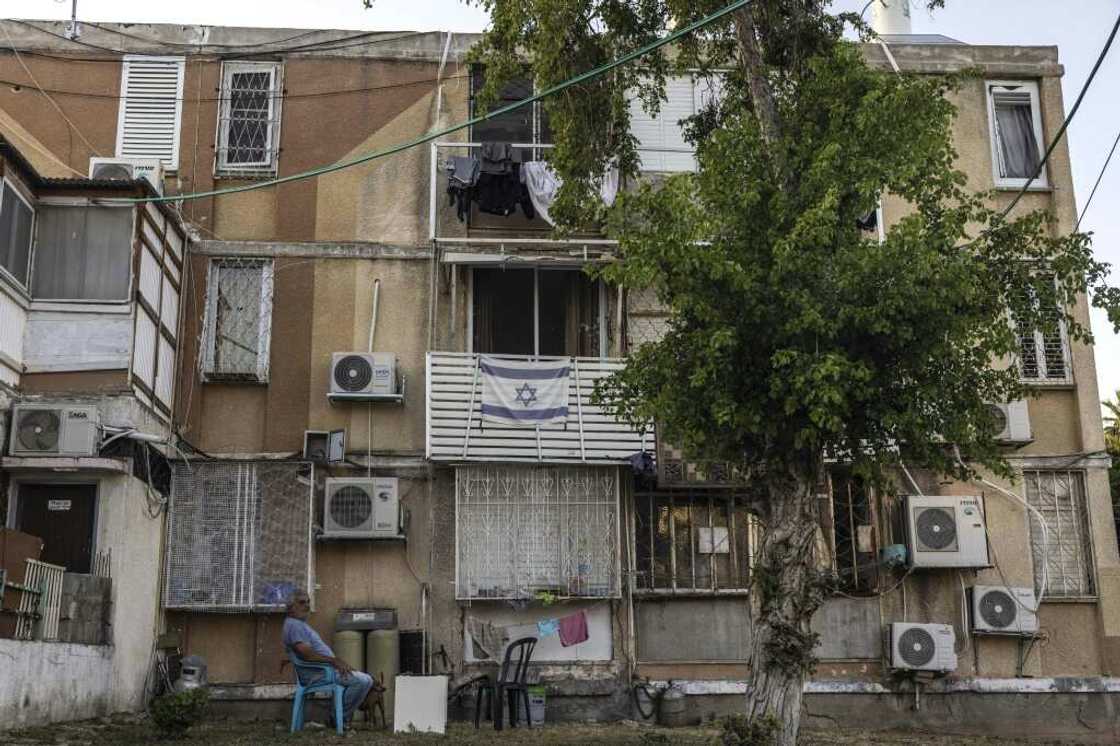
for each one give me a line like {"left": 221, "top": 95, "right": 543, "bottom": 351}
{"left": 0, "top": 16, "right": 1117, "bottom": 736}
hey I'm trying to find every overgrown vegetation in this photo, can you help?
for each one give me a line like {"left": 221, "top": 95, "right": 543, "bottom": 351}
{"left": 149, "top": 689, "right": 210, "bottom": 739}
{"left": 719, "top": 714, "right": 781, "bottom": 746}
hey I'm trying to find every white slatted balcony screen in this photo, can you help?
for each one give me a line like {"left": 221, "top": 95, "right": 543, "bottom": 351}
{"left": 116, "top": 56, "right": 185, "bottom": 169}
{"left": 426, "top": 352, "right": 653, "bottom": 464}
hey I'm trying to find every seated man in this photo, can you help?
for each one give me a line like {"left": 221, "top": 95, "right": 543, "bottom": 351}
{"left": 283, "top": 590, "right": 373, "bottom": 728}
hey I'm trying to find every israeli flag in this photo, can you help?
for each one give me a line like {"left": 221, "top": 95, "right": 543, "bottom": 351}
{"left": 480, "top": 356, "right": 571, "bottom": 427}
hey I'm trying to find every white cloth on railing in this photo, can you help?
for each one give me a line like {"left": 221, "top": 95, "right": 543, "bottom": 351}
{"left": 480, "top": 356, "right": 571, "bottom": 427}
{"left": 520, "top": 161, "right": 619, "bottom": 227}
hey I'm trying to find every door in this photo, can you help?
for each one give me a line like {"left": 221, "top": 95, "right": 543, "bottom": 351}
{"left": 17, "top": 483, "right": 97, "bottom": 573}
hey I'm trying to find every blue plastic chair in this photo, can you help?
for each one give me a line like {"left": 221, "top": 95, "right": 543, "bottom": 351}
{"left": 289, "top": 653, "right": 345, "bottom": 735}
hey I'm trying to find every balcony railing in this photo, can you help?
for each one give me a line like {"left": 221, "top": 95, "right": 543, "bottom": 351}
{"left": 426, "top": 352, "right": 653, "bottom": 464}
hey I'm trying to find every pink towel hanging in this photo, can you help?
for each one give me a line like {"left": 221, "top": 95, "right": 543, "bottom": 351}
{"left": 558, "top": 610, "right": 589, "bottom": 647}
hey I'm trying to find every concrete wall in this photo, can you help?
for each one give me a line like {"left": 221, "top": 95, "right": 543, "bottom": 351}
{"left": 0, "top": 639, "right": 114, "bottom": 730}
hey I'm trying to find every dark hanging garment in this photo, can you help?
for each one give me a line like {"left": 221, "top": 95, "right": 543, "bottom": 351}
{"left": 856, "top": 209, "right": 878, "bottom": 232}
{"left": 446, "top": 156, "right": 481, "bottom": 222}
{"left": 480, "top": 141, "right": 517, "bottom": 174}
{"left": 475, "top": 163, "right": 535, "bottom": 219}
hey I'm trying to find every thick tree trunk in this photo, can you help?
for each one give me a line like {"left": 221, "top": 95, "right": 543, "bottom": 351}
{"left": 744, "top": 467, "right": 827, "bottom": 745}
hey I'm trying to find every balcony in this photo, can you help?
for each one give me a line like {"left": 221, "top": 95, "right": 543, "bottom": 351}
{"left": 425, "top": 352, "right": 653, "bottom": 464}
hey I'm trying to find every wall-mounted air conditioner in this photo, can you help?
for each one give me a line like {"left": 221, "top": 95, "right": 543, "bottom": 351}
{"left": 987, "top": 400, "right": 1031, "bottom": 443}
{"left": 323, "top": 477, "right": 401, "bottom": 539}
{"left": 970, "top": 585, "right": 1039, "bottom": 635}
{"left": 89, "top": 157, "right": 164, "bottom": 195}
{"left": 905, "top": 494, "right": 990, "bottom": 569}
{"left": 329, "top": 353, "right": 398, "bottom": 397}
{"left": 9, "top": 403, "right": 100, "bottom": 457}
{"left": 887, "top": 622, "right": 957, "bottom": 672}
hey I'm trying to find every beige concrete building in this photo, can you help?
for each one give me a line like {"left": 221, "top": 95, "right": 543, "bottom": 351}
{"left": 0, "top": 15, "right": 1117, "bottom": 736}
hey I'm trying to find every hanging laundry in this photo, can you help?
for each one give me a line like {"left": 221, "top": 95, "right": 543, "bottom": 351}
{"left": 446, "top": 156, "right": 481, "bottom": 222}
{"left": 520, "top": 161, "right": 619, "bottom": 227}
{"left": 475, "top": 166, "right": 536, "bottom": 219}
{"left": 466, "top": 617, "right": 510, "bottom": 660}
{"left": 558, "top": 610, "right": 589, "bottom": 647}
{"left": 480, "top": 141, "right": 518, "bottom": 174}
{"left": 536, "top": 618, "right": 559, "bottom": 637}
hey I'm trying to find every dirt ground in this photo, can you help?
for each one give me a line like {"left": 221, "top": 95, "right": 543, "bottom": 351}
{"left": 2, "top": 715, "right": 1091, "bottom": 746}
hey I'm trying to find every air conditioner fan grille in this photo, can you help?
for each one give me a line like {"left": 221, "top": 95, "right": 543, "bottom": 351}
{"left": 915, "top": 507, "right": 957, "bottom": 551}
{"left": 17, "top": 410, "right": 61, "bottom": 451}
{"left": 334, "top": 355, "right": 373, "bottom": 392}
{"left": 979, "top": 589, "right": 1017, "bottom": 629}
{"left": 330, "top": 485, "right": 373, "bottom": 529}
{"left": 898, "top": 627, "right": 937, "bottom": 667}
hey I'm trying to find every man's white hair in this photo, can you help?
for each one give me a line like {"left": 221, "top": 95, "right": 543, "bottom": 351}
{"left": 285, "top": 588, "right": 309, "bottom": 611}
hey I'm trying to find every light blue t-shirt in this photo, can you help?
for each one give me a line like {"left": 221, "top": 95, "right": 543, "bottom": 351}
{"left": 283, "top": 617, "right": 333, "bottom": 660}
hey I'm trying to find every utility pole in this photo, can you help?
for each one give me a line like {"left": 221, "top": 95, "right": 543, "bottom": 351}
{"left": 65, "top": 0, "right": 81, "bottom": 41}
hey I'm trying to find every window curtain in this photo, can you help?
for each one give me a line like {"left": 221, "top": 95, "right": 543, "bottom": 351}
{"left": 33, "top": 206, "right": 132, "bottom": 300}
{"left": 994, "top": 98, "right": 1041, "bottom": 178}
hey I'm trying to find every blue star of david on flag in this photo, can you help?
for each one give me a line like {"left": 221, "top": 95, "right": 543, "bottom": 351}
{"left": 479, "top": 356, "right": 570, "bottom": 426}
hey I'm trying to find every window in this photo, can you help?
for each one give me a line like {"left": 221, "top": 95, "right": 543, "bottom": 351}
{"left": 471, "top": 267, "right": 602, "bottom": 357}
{"left": 216, "top": 61, "right": 283, "bottom": 175}
{"left": 1013, "top": 275, "right": 1070, "bottom": 383}
{"left": 202, "top": 258, "right": 273, "bottom": 382}
{"left": 455, "top": 465, "right": 619, "bottom": 599}
{"left": 470, "top": 68, "right": 550, "bottom": 159}
{"left": 1024, "top": 470, "right": 1094, "bottom": 598}
{"left": 32, "top": 205, "right": 134, "bottom": 301}
{"left": 633, "top": 492, "right": 755, "bottom": 592}
{"left": 116, "top": 56, "right": 185, "bottom": 169}
{"left": 987, "top": 81, "right": 1046, "bottom": 188}
{"left": 165, "top": 461, "right": 313, "bottom": 611}
{"left": 629, "top": 74, "right": 724, "bottom": 172}
{"left": 0, "top": 179, "right": 34, "bottom": 288}
{"left": 822, "top": 470, "right": 878, "bottom": 593}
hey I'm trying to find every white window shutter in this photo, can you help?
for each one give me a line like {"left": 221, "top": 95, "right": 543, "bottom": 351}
{"left": 116, "top": 56, "right": 185, "bottom": 170}
{"left": 630, "top": 75, "right": 698, "bottom": 172}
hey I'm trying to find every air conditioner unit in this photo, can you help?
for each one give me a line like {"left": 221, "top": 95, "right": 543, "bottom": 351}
{"left": 323, "top": 477, "right": 401, "bottom": 539}
{"left": 986, "top": 400, "right": 1031, "bottom": 443}
{"left": 887, "top": 622, "right": 957, "bottom": 672}
{"left": 970, "top": 585, "right": 1039, "bottom": 635}
{"left": 905, "top": 494, "right": 990, "bottom": 569}
{"left": 89, "top": 157, "right": 164, "bottom": 195}
{"left": 330, "top": 353, "right": 398, "bottom": 397}
{"left": 9, "top": 403, "right": 100, "bottom": 457}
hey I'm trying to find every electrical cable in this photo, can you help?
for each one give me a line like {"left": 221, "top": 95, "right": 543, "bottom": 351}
{"left": 957, "top": 10, "right": 1120, "bottom": 250}
{"left": 1075, "top": 122, "right": 1120, "bottom": 232}
{"left": 103, "top": 0, "right": 756, "bottom": 206}
{"left": 1, "top": 22, "right": 103, "bottom": 158}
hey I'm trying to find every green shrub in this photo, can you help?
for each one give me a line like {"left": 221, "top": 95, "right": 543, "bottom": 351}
{"left": 150, "top": 688, "right": 210, "bottom": 738}
{"left": 638, "top": 731, "right": 672, "bottom": 746}
{"left": 718, "top": 714, "right": 780, "bottom": 746}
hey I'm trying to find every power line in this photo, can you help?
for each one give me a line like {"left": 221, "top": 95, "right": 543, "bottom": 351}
{"left": 109, "top": 0, "right": 754, "bottom": 206}
{"left": 0, "top": 72, "right": 469, "bottom": 103}
{"left": 1075, "top": 123, "right": 1120, "bottom": 232}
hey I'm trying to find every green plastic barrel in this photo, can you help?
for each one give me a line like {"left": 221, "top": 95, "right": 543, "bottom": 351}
{"left": 366, "top": 628, "right": 400, "bottom": 723}
{"left": 332, "top": 630, "right": 366, "bottom": 672}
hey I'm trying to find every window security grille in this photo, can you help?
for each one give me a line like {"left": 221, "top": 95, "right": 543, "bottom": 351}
{"left": 634, "top": 492, "right": 755, "bottom": 592}
{"left": 202, "top": 258, "right": 273, "bottom": 381}
{"left": 116, "top": 56, "right": 185, "bottom": 169}
{"left": 217, "top": 62, "right": 283, "bottom": 174}
{"left": 625, "top": 285, "right": 670, "bottom": 353}
{"left": 455, "top": 465, "right": 620, "bottom": 599}
{"left": 165, "top": 461, "right": 313, "bottom": 611}
{"left": 1013, "top": 278, "right": 1070, "bottom": 384}
{"left": 1024, "top": 470, "right": 1094, "bottom": 598}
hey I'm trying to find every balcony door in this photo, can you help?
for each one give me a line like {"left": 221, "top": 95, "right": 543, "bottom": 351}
{"left": 471, "top": 267, "right": 602, "bottom": 357}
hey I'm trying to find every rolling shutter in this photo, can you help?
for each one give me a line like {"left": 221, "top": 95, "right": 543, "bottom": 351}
{"left": 116, "top": 56, "right": 185, "bottom": 170}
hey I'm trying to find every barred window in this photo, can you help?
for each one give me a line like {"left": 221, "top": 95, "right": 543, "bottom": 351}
{"left": 824, "top": 471, "right": 878, "bottom": 593}
{"left": 455, "top": 465, "right": 619, "bottom": 599}
{"left": 165, "top": 461, "right": 313, "bottom": 611}
{"left": 634, "top": 492, "right": 756, "bottom": 593}
{"left": 1024, "top": 470, "right": 1095, "bottom": 598}
{"left": 1013, "top": 276, "right": 1070, "bottom": 384}
{"left": 202, "top": 258, "right": 273, "bottom": 382}
{"left": 217, "top": 61, "right": 282, "bottom": 174}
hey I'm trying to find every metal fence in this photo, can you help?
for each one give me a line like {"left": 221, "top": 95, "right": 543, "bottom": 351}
{"left": 165, "top": 461, "right": 313, "bottom": 611}
{"left": 455, "top": 464, "right": 620, "bottom": 599}
{"left": 1024, "top": 470, "right": 1094, "bottom": 598}
{"left": 16, "top": 559, "right": 64, "bottom": 640}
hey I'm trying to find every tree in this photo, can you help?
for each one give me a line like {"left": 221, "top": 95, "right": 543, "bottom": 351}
{"left": 1105, "top": 393, "right": 1120, "bottom": 537}
{"left": 469, "top": 1, "right": 1120, "bottom": 742}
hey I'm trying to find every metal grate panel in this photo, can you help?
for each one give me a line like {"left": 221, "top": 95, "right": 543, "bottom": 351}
{"left": 202, "top": 258, "right": 274, "bottom": 381}
{"left": 217, "top": 62, "right": 282, "bottom": 173}
{"left": 165, "top": 461, "right": 313, "bottom": 611}
{"left": 1024, "top": 470, "right": 1094, "bottom": 598}
{"left": 455, "top": 465, "right": 620, "bottom": 599}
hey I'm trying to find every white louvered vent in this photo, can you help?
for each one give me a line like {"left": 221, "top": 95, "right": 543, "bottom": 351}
{"left": 116, "top": 56, "right": 185, "bottom": 170}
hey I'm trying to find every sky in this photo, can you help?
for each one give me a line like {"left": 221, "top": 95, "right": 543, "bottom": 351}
{"left": 8, "top": 0, "right": 1120, "bottom": 410}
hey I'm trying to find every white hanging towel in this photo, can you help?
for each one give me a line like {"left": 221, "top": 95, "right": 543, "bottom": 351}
{"left": 521, "top": 161, "right": 619, "bottom": 227}
{"left": 480, "top": 356, "right": 571, "bottom": 426}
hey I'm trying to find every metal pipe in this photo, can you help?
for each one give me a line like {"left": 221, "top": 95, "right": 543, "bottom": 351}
{"left": 368, "top": 278, "right": 381, "bottom": 352}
